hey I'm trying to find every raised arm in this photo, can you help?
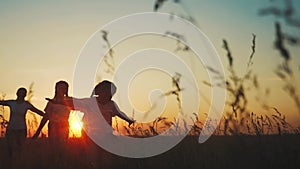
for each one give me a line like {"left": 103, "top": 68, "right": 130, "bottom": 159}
{"left": 28, "top": 104, "right": 45, "bottom": 117}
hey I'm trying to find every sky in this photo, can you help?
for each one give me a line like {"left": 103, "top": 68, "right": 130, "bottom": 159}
{"left": 0, "top": 0, "right": 300, "bottom": 128}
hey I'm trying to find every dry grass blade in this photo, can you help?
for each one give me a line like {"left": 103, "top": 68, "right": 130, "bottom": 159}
{"left": 253, "top": 75, "right": 259, "bottom": 89}
{"left": 206, "top": 66, "right": 221, "bottom": 75}
{"left": 0, "top": 93, "right": 8, "bottom": 137}
{"left": 286, "top": 17, "right": 300, "bottom": 28}
{"left": 202, "top": 81, "right": 212, "bottom": 87}
{"left": 274, "top": 22, "right": 290, "bottom": 61}
{"left": 164, "top": 73, "right": 184, "bottom": 113}
{"left": 26, "top": 83, "right": 40, "bottom": 137}
{"left": 284, "top": 33, "right": 300, "bottom": 45}
{"left": 259, "top": 6, "right": 282, "bottom": 16}
{"left": 259, "top": 0, "right": 300, "bottom": 29}
{"left": 222, "top": 39, "right": 233, "bottom": 67}
{"left": 154, "top": 0, "right": 167, "bottom": 11}
{"left": 164, "top": 31, "right": 189, "bottom": 52}
{"left": 101, "top": 30, "right": 115, "bottom": 74}
{"left": 247, "top": 34, "right": 256, "bottom": 67}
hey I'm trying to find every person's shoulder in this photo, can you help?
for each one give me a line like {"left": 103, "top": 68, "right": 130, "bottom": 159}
{"left": 44, "top": 100, "right": 54, "bottom": 109}
{"left": 24, "top": 100, "right": 34, "bottom": 104}
{"left": 108, "top": 100, "right": 116, "bottom": 106}
{"left": 4, "top": 100, "right": 15, "bottom": 105}
{"left": 24, "top": 101, "right": 32, "bottom": 105}
{"left": 101, "top": 100, "right": 115, "bottom": 108}
{"left": 110, "top": 100, "right": 120, "bottom": 108}
{"left": 24, "top": 101, "right": 35, "bottom": 107}
{"left": 5, "top": 99, "right": 15, "bottom": 102}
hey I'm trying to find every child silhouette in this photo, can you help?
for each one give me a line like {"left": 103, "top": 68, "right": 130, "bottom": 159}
{"left": 33, "top": 81, "right": 71, "bottom": 141}
{"left": 91, "top": 80, "right": 135, "bottom": 127}
{"left": 32, "top": 80, "right": 72, "bottom": 169}
{"left": 0, "top": 87, "right": 44, "bottom": 158}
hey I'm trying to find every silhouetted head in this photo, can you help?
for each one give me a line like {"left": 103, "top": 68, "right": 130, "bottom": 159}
{"left": 16, "top": 87, "right": 27, "bottom": 99}
{"left": 54, "top": 80, "right": 69, "bottom": 98}
{"left": 92, "top": 80, "right": 116, "bottom": 103}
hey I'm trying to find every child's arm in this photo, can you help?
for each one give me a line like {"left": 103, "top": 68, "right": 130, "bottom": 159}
{"left": 0, "top": 100, "right": 9, "bottom": 106}
{"left": 117, "top": 111, "right": 135, "bottom": 126}
{"left": 32, "top": 114, "right": 49, "bottom": 139}
{"left": 32, "top": 101, "right": 51, "bottom": 139}
{"left": 28, "top": 103, "right": 45, "bottom": 117}
{"left": 112, "top": 102, "right": 135, "bottom": 126}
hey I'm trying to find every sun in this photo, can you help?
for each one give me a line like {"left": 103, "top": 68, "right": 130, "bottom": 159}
{"left": 68, "top": 110, "right": 84, "bottom": 138}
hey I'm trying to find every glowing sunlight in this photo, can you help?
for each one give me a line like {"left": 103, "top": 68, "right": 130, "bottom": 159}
{"left": 68, "top": 111, "right": 84, "bottom": 138}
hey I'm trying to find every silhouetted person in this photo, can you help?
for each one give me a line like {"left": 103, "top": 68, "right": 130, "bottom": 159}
{"left": 0, "top": 87, "right": 44, "bottom": 165}
{"left": 90, "top": 81, "right": 135, "bottom": 168}
{"left": 91, "top": 80, "right": 135, "bottom": 127}
{"left": 32, "top": 80, "right": 72, "bottom": 169}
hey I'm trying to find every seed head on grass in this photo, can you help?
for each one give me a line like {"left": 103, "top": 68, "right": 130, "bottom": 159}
{"left": 101, "top": 30, "right": 115, "bottom": 75}
{"left": 165, "top": 72, "right": 184, "bottom": 114}
{"left": 222, "top": 39, "right": 233, "bottom": 68}
{"left": 247, "top": 34, "right": 256, "bottom": 67}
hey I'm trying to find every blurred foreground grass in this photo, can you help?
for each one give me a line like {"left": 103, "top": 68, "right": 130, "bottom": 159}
{"left": 0, "top": 135, "right": 299, "bottom": 169}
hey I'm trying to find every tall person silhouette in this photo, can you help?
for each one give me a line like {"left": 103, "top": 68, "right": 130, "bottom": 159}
{"left": 33, "top": 80, "right": 72, "bottom": 169}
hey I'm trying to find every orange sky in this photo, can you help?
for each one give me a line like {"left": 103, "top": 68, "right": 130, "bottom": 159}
{"left": 0, "top": 0, "right": 300, "bottom": 135}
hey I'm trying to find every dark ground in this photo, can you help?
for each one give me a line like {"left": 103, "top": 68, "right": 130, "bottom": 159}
{"left": 0, "top": 135, "right": 299, "bottom": 169}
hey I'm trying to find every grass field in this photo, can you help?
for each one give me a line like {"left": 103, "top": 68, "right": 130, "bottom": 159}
{"left": 0, "top": 135, "right": 299, "bottom": 169}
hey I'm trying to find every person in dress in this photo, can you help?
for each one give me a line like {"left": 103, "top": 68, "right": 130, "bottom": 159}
{"left": 32, "top": 80, "right": 72, "bottom": 169}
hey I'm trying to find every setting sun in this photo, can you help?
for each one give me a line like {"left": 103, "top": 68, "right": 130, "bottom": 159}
{"left": 68, "top": 111, "right": 84, "bottom": 138}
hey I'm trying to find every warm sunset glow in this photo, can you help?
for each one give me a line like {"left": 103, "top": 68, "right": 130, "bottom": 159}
{"left": 68, "top": 111, "right": 84, "bottom": 138}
